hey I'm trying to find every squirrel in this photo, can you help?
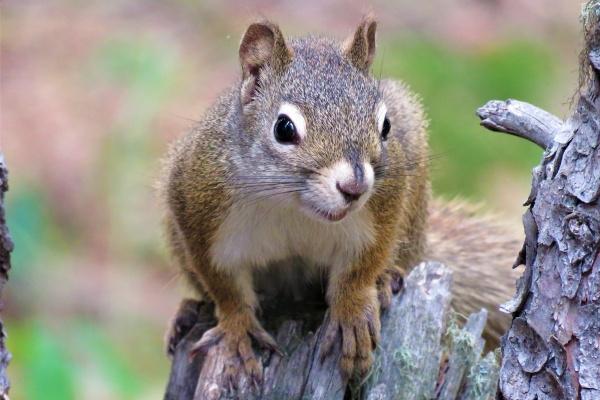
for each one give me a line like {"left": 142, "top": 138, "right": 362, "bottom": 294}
{"left": 159, "top": 16, "right": 522, "bottom": 383}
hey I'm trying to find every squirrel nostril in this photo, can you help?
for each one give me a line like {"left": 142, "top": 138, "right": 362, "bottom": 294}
{"left": 336, "top": 181, "right": 366, "bottom": 202}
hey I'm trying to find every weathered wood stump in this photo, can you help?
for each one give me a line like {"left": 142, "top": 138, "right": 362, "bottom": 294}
{"left": 164, "top": 262, "right": 499, "bottom": 400}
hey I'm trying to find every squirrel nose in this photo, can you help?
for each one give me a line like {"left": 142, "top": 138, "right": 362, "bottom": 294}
{"left": 336, "top": 180, "right": 369, "bottom": 202}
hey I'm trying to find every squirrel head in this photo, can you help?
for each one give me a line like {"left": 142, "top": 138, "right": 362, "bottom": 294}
{"left": 234, "top": 16, "right": 394, "bottom": 223}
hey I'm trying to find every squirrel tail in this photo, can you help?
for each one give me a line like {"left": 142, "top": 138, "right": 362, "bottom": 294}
{"left": 425, "top": 199, "right": 523, "bottom": 347}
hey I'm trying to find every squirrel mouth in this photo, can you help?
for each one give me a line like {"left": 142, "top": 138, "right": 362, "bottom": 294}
{"left": 307, "top": 205, "right": 349, "bottom": 222}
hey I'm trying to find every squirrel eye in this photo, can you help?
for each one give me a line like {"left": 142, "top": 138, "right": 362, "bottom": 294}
{"left": 274, "top": 114, "right": 299, "bottom": 144}
{"left": 381, "top": 117, "right": 391, "bottom": 141}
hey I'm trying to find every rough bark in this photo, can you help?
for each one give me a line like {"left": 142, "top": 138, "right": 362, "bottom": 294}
{"left": 0, "top": 155, "right": 13, "bottom": 398}
{"left": 164, "top": 262, "right": 499, "bottom": 400}
{"left": 475, "top": 5, "right": 600, "bottom": 398}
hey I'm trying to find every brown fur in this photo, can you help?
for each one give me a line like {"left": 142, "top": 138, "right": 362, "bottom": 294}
{"left": 426, "top": 199, "right": 522, "bottom": 347}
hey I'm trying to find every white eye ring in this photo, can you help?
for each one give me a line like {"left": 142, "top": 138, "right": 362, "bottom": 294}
{"left": 376, "top": 103, "right": 388, "bottom": 133}
{"left": 275, "top": 102, "right": 307, "bottom": 141}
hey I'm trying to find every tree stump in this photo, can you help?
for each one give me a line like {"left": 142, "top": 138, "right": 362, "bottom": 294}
{"left": 164, "top": 262, "right": 499, "bottom": 400}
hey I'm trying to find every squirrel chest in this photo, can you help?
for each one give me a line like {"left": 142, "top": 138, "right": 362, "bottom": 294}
{"left": 208, "top": 199, "right": 376, "bottom": 272}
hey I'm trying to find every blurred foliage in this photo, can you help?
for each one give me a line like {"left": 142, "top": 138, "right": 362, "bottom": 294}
{"left": 380, "top": 38, "right": 555, "bottom": 197}
{"left": 6, "top": 35, "right": 179, "bottom": 400}
{"left": 6, "top": 188, "right": 56, "bottom": 277}
{"left": 89, "top": 37, "right": 179, "bottom": 261}
{"left": 8, "top": 318, "right": 165, "bottom": 400}
{"left": 11, "top": 321, "right": 76, "bottom": 400}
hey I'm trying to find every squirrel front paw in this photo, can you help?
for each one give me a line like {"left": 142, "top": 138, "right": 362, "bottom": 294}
{"left": 320, "top": 291, "right": 381, "bottom": 378}
{"left": 165, "top": 298, "right": 202, "bottom": 357}
{"left": 376, "top": 266, "right": 404, "bottom": 310}
{"left": 190, "top": 310, "right": 280, "bottom": 388}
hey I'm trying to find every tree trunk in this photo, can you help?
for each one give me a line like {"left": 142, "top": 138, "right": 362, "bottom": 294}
{"left": 475, "top": 4, "right": 600, "bottom": 398}
{"left": 0, "top": 155, "right": 13, "bottom": 398}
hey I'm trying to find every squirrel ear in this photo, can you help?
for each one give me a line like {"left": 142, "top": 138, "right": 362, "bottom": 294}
{"left": 239, "top": 21, "right": 292, "bottom": 104}
{"left": 343, "top": 15, "right": 377, "bottom": 73}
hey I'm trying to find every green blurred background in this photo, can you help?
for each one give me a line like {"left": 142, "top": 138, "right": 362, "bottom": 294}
{"left": 0, "top": 1, "right": 581, "bottom": 398}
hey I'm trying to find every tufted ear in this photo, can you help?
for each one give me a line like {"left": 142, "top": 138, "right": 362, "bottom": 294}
{"left": 343, "top": 15, "right": 377, "bottom": 73}
{"left": 239, "top": 20, "right": 292, "bottom": 104}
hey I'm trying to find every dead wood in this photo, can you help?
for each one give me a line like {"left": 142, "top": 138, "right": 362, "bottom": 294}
{"left": 164, "top": 262, "right": 499, "bottom": 400}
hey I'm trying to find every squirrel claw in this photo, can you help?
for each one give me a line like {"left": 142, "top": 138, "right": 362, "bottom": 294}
{"left": 188, "top": 314, "right": 280, "bottom": 390}
{"left": 377, "top": 267, "right": 404, "bottom": 310}
{"left": 250, "top": 326, "right": 284, "bottom": 356}
{"left": 165, "top": 298, "right": 202, "bottom": 357}
{"left": 223, "top": 361, "right": 239, "bottom": 394}
{"left": 190, "top": 326, "right": 265, "bottom": 388}
{"left": 319, "top": 299, "right": 381, "bottom": 378}
{"left": 189, "top": 326, "right": 225, "bottom": 357}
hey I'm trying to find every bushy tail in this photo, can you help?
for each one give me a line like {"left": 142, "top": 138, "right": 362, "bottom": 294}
{"left": 426, "top": 199, "right": 523, "bottom": 347}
